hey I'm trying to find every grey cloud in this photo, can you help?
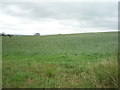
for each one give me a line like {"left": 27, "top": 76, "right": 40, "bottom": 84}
{"left": 1, "top": 2, "right": 118, "bottom": 31}
{"left": 2, "top": 2, "right": 117, "bottom": 19}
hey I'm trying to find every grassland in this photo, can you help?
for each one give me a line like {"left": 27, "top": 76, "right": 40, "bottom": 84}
{"left": 2, "top": 32, "right": 118, "bottom": 88}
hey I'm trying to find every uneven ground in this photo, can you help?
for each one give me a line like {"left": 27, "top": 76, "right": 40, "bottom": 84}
{"left": 2, "top": 32, "right": 118, "bottom": 88}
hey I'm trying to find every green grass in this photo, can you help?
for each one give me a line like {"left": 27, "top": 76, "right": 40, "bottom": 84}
{"left": 0, "top": 36, "right": 2, "bottom": 89}
{"left": 2, "top": 32, "right": 118, "bottom": 88}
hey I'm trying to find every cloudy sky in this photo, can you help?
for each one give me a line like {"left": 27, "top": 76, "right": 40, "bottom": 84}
{"left": 0, "top": 1, "right": 118, "bottom": 35}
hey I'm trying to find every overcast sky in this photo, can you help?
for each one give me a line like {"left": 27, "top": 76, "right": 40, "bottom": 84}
{"left": 0, "top": 1, "right": 118, "bottom": 35}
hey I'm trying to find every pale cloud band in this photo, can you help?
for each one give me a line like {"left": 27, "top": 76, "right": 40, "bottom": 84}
{"left": 2, "top": 0, "right": 119, "bottom": 2}
{"left": 0, "top": 1, "right": 118, "bottom": 35}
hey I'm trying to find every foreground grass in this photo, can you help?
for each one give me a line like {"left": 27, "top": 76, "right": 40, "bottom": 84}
{"left": 2, "top": 32, "right": 118, "bottom": 88}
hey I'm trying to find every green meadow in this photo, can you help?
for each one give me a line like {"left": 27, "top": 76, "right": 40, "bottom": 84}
{"left": 2, "top": 32, "right": 118, "bottom": 88}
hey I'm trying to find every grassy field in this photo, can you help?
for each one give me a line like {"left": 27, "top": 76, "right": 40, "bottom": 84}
{"left": 2, "top": 32, "right": 118, "bottom": 88}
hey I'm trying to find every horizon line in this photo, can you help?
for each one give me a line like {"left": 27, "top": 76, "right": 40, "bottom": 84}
{"left": 0, "top": 31, "right": 118, "bottom": 36}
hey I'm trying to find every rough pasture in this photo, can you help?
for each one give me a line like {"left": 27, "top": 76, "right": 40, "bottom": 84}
{"left": 2, "top": 32, "right": 118, "bottom": 88}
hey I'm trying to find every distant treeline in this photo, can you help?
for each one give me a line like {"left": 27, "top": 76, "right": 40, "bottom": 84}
{"left": 0, "top": 33, "right": 13, "bottom": 36}
{"left": 0, "top": 32, "right": 40, "bottom": 36}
